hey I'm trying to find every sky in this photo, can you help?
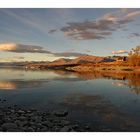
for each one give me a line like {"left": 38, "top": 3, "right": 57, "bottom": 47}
{"left": 0, "top": 8, "right": 140, "bottom": 62}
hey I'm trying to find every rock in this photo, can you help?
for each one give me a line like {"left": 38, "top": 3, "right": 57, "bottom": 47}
{"left": 0, "top": 112, "right": 4, "bottom": 117}
{"left": 0, "top": 120, "right": 4, "bottom": 125}
{"left": 21, "top": 121, "right": 28, "bottom": 126}
{"left": 54, "top": 110, "right": 68, "bottom": 117}
{"left": 60, "top": 126, "right": 71, "bottom": 132}
{"left": 27, "top": 127, "right": 35, "bottom": 132}
{"left": 26, "top": 113, "right": 34, "bottom": 117}
{"left": 30, "top": 108, "right": 36, "bottom": 111}
{"left": 1, "top": 123, "right": 18, "bottom": 131}
{"left": 40, "top": 127, "right": 49, "bottom": 132}
{"left": 34, "top": 123, "right": 42, "bottom": 128}
{"left": 6, "top": 111, "right": 11, "bottom": 115}
{"left": 3, "top": 117, "right": 12, "bottom": 123}
{"left": 10, "top": 109, "right": 15, "bottom": 113}
{"left": 18, "top": 116, "right": 27, "bottom": 121}
{"left": 85, "top": 125, "right": 90, "bottom": 130}
{"left": 72, "top": 124, "right": 79, "bottom": 129}
{"left": 18, "top": 110, "right": 25, "bottom": 114}
{"left": 61, "top": 120, "right": 70, "bottom": 126}
{"left": 14, "top": 120, "right": 22, "bottom": 126}
{"left": 26, "top": 110, "right": 31, "bottom": 113}
{"left": 7, "top": 128, "right": 24, "bottom": 132}
{"left": 30, "top": 116, "right": 42, "bottom": 123}
{"left": 53, "top": 126, "right": 61, "bottom": 132}
{"left": 41, "top": 121, "right": 52, "bottom": 128}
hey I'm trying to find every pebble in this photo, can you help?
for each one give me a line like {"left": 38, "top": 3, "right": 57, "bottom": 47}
{"left": 1, "top": 123, "right": 18, "bottom": 131}
{"left": 40, "top": 127, "right": 49, "bottom": 132}
{"left": 60, "top": 126, "right": 71, "bottom": 132}
{"left": 18, "top": 116, "right": 27, "bottom": 121}
{"left": 54, "top": 110, "right": 68, "bottom": 117}
{"left": 0, "top": 105, "right": 88, "bottom": 132}
{"left": 27, "top": 127, "right": 35, "bottom": 132}
{"left": 18, "top": 110, "right": 25, "bottom": 114}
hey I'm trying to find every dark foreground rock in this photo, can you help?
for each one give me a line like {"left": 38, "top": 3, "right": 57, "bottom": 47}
{"left": 0, "top": 105, "right": 90, "bottom": 132}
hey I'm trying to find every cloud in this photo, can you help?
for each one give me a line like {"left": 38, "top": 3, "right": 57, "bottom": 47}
{"left": 57, "top": 9, "right": 140, "bottom": 40}
{"left": 112, "top": 50, "right": 128, "bottom": 54}
{"left": 126, "top": 10, "right": 140, "bottom": 18}
{"left": 128, "top": 33, "right": 140, "bottom": 38}
{"left": 0, "top": 43, "right": 88, "bottom": 58}
{"left": 53, "top": 52, "right": 87, "bottom": 57}
{"left": 0, "top": 43, "right": 50, "bottom": 53}
{"left": 48, "top": 29, "right": 57, "bottom": 34}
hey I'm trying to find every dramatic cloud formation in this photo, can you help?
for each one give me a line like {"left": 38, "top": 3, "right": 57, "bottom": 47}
{"left": 112, "top": 50, "right": 128, "bottom": 54}
{"left": 0, "top": 43, "right": 50, "bottom": 53}
{"left": 53, "top": 9, "right": 140, "bottom": 40}
{"left": 0, "top": 43, "right": 87, "bottom": 58}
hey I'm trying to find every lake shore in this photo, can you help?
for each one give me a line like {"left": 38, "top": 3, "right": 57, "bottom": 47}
{"left": 0, "top": 100, "right": 91, "bottom": 132}
{"left": 25, "top": 62, "right": 140, "bottom": 73}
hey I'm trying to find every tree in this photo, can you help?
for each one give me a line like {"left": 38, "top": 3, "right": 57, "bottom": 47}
{"left": 128, "top": 46, "right": 140, "bottom": 66}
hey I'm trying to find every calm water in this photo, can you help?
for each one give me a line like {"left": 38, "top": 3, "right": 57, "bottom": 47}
{"left": 0, "top": 67, "right": 140, "bottom": 131}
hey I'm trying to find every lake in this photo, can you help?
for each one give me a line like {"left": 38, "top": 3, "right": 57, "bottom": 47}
{"left": 0, "top": 67, "right": 140, "bottom": 131}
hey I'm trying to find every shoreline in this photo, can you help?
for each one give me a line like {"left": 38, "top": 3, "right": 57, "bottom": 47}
{"left": 24, "top": 63, "right": 140, "bottom": 73}
{"left": 0, "top": 99, "right": 91, "bottom": 132}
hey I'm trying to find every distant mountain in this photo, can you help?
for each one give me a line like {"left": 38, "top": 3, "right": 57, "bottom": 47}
{"left": 48, "top": 55, "right": 115, "bottom": 66}
{"left": 48, "top": 58, "right": 71, "bottom": 66}
{"left": 67, "top": 55, "right": 104, "bottom": 64}
{"left": 0, "top": 55, "right": 117, "bottom": 68}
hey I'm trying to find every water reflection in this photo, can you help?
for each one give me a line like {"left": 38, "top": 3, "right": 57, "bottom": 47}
{"left": 68, "top": 71, "right": 140, "bottom": 94}
{"left": 0, "top": 80, "right": 46, "bottom": 90}
{"left": 0, "top": 67, "right": 140, "bottom": 130}
{"left": 0, "top": 81, "right": 17, "bottom": 90}
{"left": 112, "top": 81, "right": 127, "bottom": 87}
{"left": 0, "top": 67, "right": 140, "bottom": 94}
{"left": 63, "top": 93, "right": 140, "bottom": 130}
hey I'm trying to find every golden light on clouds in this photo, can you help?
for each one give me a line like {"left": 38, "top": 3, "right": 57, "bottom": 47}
{"left": 0, "top": 43, "right": 17, "bottom": 51}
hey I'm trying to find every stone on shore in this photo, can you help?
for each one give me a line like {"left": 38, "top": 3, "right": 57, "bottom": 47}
{"left": 54, "top": 110, "right": 68, "bottom": 117}
{"left": 1, "top": 123, "right": 18, "bottom": 131}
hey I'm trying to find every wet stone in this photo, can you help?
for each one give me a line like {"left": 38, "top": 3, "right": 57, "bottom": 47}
{"left": 60, "top": 126, "right": 71, "bottom": 132}
{"left": 40, "top": 127, "right": 49, "bottom": 132}
{"left": 1, "top": 123, "right": 18, "bottom": 131}
{"left": 54, "top": 110, "right": 68, "bottom": 117}
{"left": 61, "top": 120, "right": 70, "bottom": 126}
{"left": 18, "top": 110, "right": 25, "bottom": 114}
{"left": 10, "top": 110, "right": 15, "bottom": 113}
{"left": 27, "top": 127, "right": 35, "bottom": 132}
{"left": 18, "top": 116, "right": 27, "bottom": 121}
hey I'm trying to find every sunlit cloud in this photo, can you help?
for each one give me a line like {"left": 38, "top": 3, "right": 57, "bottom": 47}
{"left": 112, "top": 50, "right": 128, "bottom": 54}
{"left": 0, "top": 43, "right": 88, "bottom": 60}
{"left": 0, "top": 43, "right": 50, "bottom": 53}
{"left": 50, "top": 9, "right": 140, "bottom": 40}
{"left": 126, "top": 10, "right": 140, "bottom": 18}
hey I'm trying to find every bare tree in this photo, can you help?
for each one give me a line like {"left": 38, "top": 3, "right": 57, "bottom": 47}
{"left": 128, "top": 46, "right": 140, "bottom": 66}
